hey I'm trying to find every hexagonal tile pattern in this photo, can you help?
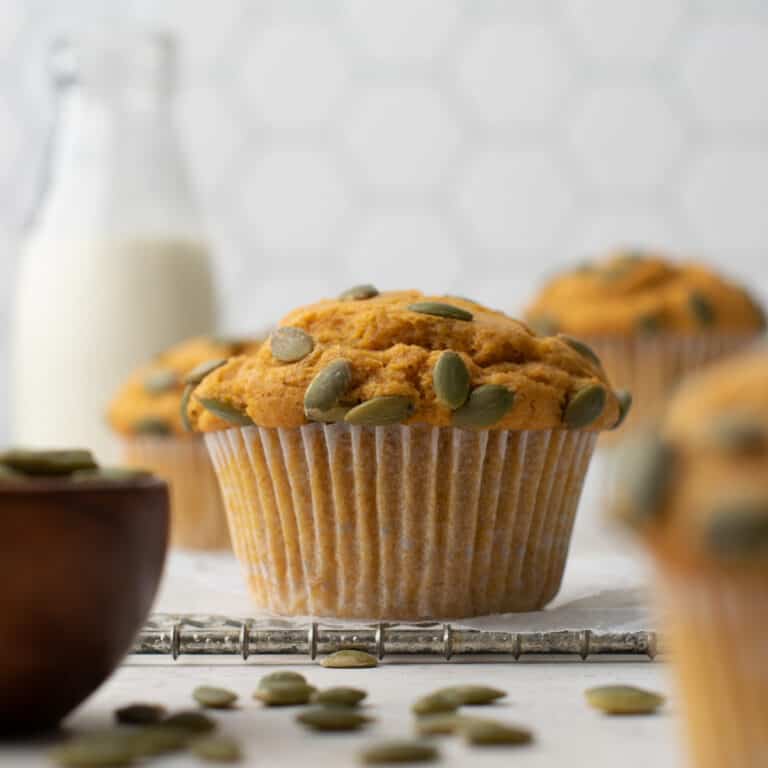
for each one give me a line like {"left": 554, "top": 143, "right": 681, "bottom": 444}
{"left": 343, "top": 210, "right": 461, "bottom": 290}
{"left": 682, "top": 148, "right": 768, "bottom": 250}
{"left": 0, "top": 94, "right": 22, "bottom": 192}
{"left": 569, "top": 206, "right": 678, "bottom": 255}
{"left": 240, "top": 149, "right": 349, "bottom": 250}
{"left": 458, "top": 22, "right": 570, "bottom": 123}
{"left": 568, "top": 86, "right": 683, "bottom": 189}
{"left": 457, "top": 149, "right": 572, "bottom": 250}
{"left": 241, "top": 20, "right": 347, "bottom": 124}
{"left": 680, "top": 22, "right": 768, "bottom": 124}
{"left": 341, "top": 0, "right": 459, "bottom": 61}
{"left": 565, "top": 0, "right": 685, "bottom": 61}
{"left": 0, "top": 0, "right": 25, "bottom": 58}
{"left": 343, "top": 86, "right": 460, "bottom": 188}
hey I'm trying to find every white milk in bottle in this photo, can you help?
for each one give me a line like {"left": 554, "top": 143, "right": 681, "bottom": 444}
{"left": 12, "top": 28, "right": 216, "bottom": 460}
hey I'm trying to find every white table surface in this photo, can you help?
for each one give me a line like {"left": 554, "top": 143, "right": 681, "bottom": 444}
{"left": 3, "top": 461, "right": 689, "bottom": 767}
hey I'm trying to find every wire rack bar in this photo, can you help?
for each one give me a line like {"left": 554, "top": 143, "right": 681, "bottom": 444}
{"left": 132, "top": 615, "right": 659, "bottom": 662}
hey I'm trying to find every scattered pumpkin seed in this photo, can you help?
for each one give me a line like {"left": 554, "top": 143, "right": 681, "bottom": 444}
{"left": 461, "top": 719, "right": 533, "bottom": 746}
{"left": 611, "top": 390, "right": 633, "bottom": 431}
{"left": 407, "top": 302, "right": 473, "bottom": 322}
{"left": 311, "top": 687, "right": 368, "bottom": 707}
{"left": 709, "top": 414, "right": 767, "bottom": 455}
{"left": 114, "top": 704, "right": 166, "bottom": 726}
{"left": 414, "top": 714, "right": 473, "bottom": 736}
{"left": 411, "top": 693, "right": 460, "bottom": 716}
{"left": 585, "top": 685, "right": 665, "bottom": 715}
{"left": 705, "top": 499, "right": 768, "bottom": 560}
{"left": 563, "top": 385, "right": 606, "bottom": 429}
{"left": 340, "top": 284, "right": 379, "bottom": 301}
{"left": 253, "top": 682, "right": 317, "bottom": 706}
{"left": 143, "top": 369, "right": 178, "bottom": 394}
{"left": 133, "top": 417, "right": 172, "bottom": 436}
{"left": 0, "top": 463, "right": 23, "bottom": 478}
{"left": 270, "top": 327, "right": 315, "bottom": 363}
{"left": 360, "top": 741, "right": 439, "bottom": 765}
{"left": 160, "top": 711, "right": 217, "bottom": 734}
{"left": 452, "top": 385, "right": 514, "bottom": 429}
{"left": 433, "top": 351, "right": 471, "bottom": 410}
{"left": 0, "top": 449, "right": 97, "bottom": 476}
{"left": 305, "top": 405, "right": 352, "bottom": 423}
{"left": 304, "top": 359, "right": 353, "bottom": 412}
{"left": 50, "top": 733, "right": 134, "bottom": 767}
{"left": 527, "top": 314, "right": 558, "bottom": 336}
{"left": 637, "top": 313, "right": 663, "bottom": 334}
{"left": 297, "top": 707, "right": 372, "bottom": 732}
{"left": 559, "top": 334, "right": 602, "bottom": 368}
{"left": 345, "top": 396, "right": 414, "bottom": 426}
{"left": 320, "top": 649, "right": 378, "bottom": 668}
{"left": 259, "top": 670, "right": 307, "bottom": 686}
{"left": 689, "top": 291, "right": 716, "bottom": 327}
{"left": 190, "top": 736, "right": 242, "bottom": 763}
{"left": 72, "top": 467, "right": 152, "bottom": 483}
{"left": 197, "top": 398, "right": 254, "bottom": 426}
{"left": 180, "top": 384, "right": 194, "bottom": 432}
{"left": 127, "top": 726, "right": 188, "bottom": 757}
{"left": 185, "top": 358, "right": 228, "bottom": 386}
{"left": 193, "top": 686, "right": 238, "bottom": 709}
{"left": 433, "top": 685, "right": 505, "bottom": 706}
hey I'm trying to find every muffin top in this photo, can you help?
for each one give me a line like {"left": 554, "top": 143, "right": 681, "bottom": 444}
{"left": 525, "top": 249, "right": 765, "bottom": 337}
{"left": 109, "top": 335, "right": 262, "bottom": 438}
{"left": 188, "top": 289, "right": 625, "bottom": 433}
{"left": 615, "top": 349, "right": 768, "bottom": 568}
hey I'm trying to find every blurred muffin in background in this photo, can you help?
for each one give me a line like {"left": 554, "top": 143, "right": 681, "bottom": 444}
{"left": 525, "top": 249, "right": 765, "bottom": 441}
{"left": 109, "top": 335, "right": 262, "bottom": 550}
{"left": 187, "top": 288, "right": 623, "bottom": 619}
{"left": 615, "top": 349, "right": 768, "bottom": 768}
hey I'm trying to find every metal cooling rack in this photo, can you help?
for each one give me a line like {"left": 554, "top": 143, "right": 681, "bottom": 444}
{"left": 132, "top": 614, "right": 659, "bottom": 662}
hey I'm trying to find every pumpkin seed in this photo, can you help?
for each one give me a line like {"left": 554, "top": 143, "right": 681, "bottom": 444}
{"left": 320, "top": 649, "right": 378, "bottom": 668}
{"left": 193, "top": 686, "right": 238, "bottom": 709}
{"left": 253, "top": 682, "right": 317, "bottom": 706}
{"left": 585, "top": 685, "right": 665, "bottom": 715}
{"left": 259, "top": 670, "right": 307, "bottom": 686}
{"left": 559, "top": 335, "right": 602, "bottom": 368}
{"left": 0, "top": 449, "right": 97, "bottom": 476}
{"left": 689, "top": 291, "right": 716, "bottom": 327}
{"left": 0, "top": 463, "right": 23, "bottom": 479}
{"left": 305, "top": 405, "right": 352, "bottom": 423}
{"left": 611, "top": 390, "right": 633, "bottom": 431}
{"left": 452, "top": 385, "right": 514, "bottom": 429}
{"left": 197, "top": 398, "right": 254, "bottom": 426}
{"left": 706, "top": 499, "right": 768, "bottom": 560}
{"left": 344, "top": 396, "right": 414, "bottom": 426}
{"left": 637, "top": 313, "right": 663, "bottom": 334}
{"left": 433, "top": 351, "right": 471, "bottom": 409}
{"left": 127, "top": 726, "right": 188, "bottom": 757}
{"left": 72, "top": 467, "right": 152, "bottom": 483}
{"left": 360, "top": 741, "right": 439, "bottom": 764}
{"left": 270, "top": 327, "right": 315, "bottom": 363}
{"left": 297, "top": 707, "right": 372, "bottom": 732}
{"left": 304, "top": 359, "right": 353, "bottom": 412}
{"left": 414, "top": 713, "right": 472, "bottom": 736}
{"left": 51, "top": 733, "right": 134, "bottom": 767}
{"left": 433, "top": 685, "right": 505, "bottom": 706}
{"left": 527, "top": 314, "right": 558, "bottom": 336}
{"left": 461, "top": 719, "right": 533, "bottom": 746}
{"left": 160, "top": 711, "right": 217, "bottom": 734}
{"left": 133, "top": 417, "right": 172, "bottom": 436}
{"left": 190, "top": 736, "right": 242, "bottom": 763}
{"left": 340, "top": 284, "right": 379, "bottom": 301}
{"left": 563, "top": 385, "right": 606, "bottom": 429}
{"left": 709, "top": 414, "right": 766, "bottom": 455}
{"left": 143, "top": 369, "right": 178, "bottom": 394}
{"left": 407, "top": 302, "right": 473, "bottom": 322}
{"left": 114, "top": 704, "right": 166, "bottom": 725}
{"left": 185, "top": 358, "right": 228, "bottom": 386}
{"left": 311, "top": 687, "right": 368, "bottom": 707}
{"left": 411, "top": 693, "right": 460, "bottom": 716}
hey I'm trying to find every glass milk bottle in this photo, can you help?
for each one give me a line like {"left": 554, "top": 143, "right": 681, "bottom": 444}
{"left": 12, "top": 27, "right": 216, "bottom": 460}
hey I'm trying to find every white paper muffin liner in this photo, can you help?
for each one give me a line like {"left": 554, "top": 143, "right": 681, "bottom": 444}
{"left": 121, "top": 436, "right": 231, "bottom": 550}
{"left": 205, "top": 423, "right": 597, "bottom": 620}
{"left": 659, "top": 569, "right": 768, "bottom": 768}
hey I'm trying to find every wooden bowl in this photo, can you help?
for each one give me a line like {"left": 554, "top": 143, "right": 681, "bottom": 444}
{"left": 0, "top": 477, "right": 169, "bottom": 736}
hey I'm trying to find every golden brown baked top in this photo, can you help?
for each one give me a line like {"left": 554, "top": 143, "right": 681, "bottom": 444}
{"left": 187, "top": 289, "right": 625, "bottom": 433}
{"left": 525, "top": 250, "right": 766, "bottom": 337}
{"left": 614, "top": 349, "right": 768, "bottom": 568}
{"left": 108, "top": 335, "right": 262, "bottom": 437}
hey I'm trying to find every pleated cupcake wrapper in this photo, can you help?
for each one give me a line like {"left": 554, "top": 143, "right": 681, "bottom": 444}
{"left": 659, "top": 567, "right": 768, "bottom": 768}
{"left": 121, "top": 436, "right": 231, "bottom": 551}
{"left": 585, "top": 333, "right": 757, "bottom": 446}
{"left": 206, "top": 423, "right": 597, "bottom": 620}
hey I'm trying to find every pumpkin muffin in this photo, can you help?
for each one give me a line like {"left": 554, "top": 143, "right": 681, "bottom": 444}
{"left": 525, "top": 249, "right": 765, "bottom": 439}
{"left": 187, "top": 288, "right": 624, "bottom": 619}
{"left": 109, "top": 335, "right": 261, "bottom": 550}
{"left": 614, "top": 349, "right": 768, "bottom": 768}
